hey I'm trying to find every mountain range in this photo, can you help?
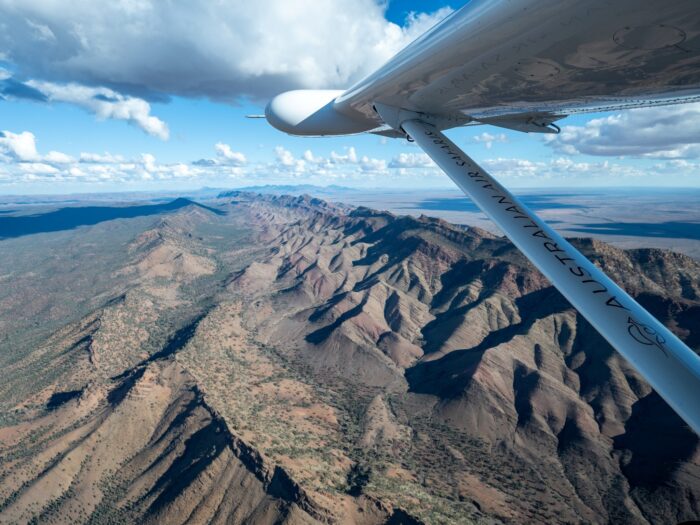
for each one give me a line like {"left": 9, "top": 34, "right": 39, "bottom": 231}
{"left": 0, "top": 192, "right": 698, "bottom": 524}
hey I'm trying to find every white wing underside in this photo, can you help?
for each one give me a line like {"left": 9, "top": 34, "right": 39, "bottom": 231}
{"left": 334, "top": 0, "right": 700, "bottom": 131}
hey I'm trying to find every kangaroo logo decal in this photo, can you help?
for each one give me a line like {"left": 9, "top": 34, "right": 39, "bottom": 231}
{"left": 628, "top": 316, "right": 668, "bottom": 357}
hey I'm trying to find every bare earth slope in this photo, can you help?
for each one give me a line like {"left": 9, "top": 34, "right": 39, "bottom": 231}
{"left": 0, "top": 193, "right": 698, "bottom": 524}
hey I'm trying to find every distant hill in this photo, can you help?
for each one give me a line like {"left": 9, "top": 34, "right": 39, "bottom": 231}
{"left": 220, "top": 184, "right": 357, "bottom": 197}
{"left": 0, "top": 198, "right": 223, "bottom": 239}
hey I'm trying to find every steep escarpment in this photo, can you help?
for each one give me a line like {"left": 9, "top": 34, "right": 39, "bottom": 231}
{"left": 0, "top": 358, "right": 329, "bottom": 525}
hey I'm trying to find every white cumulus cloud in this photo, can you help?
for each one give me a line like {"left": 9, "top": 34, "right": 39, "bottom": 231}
{"left": 265, "top": 146, "right": 389, "bottom": 179}
{"left": 43, "top": 150, "right": 74, "bottom": 164}
{"left": 79, "top": 152, "right": 125, "bottom": 164}
{"left": 545, "top": 103, "right": 700, "bottom": 158}
{"left": 0, "top": 1, "right": 452, "bottom": 101}
{"left": 389, "top": 152, "right": 435, "bottom": 168}
{"left": 274, "top": 146, "right": 297, "bottom": 167}
{"left": 473, "top": 132, "right": 507, "bottom": 149}
{"left": 214, "top": 143, "right": 247, "bottom": 165}
{"left": 330, "top": 147, "right": 358, "bottom": 164}
{"left": 0, "top": 130, "right": 40, "bottom": 161}
{"left": 18, "top": 162, "right": 59, "bottom": 174}
{"left": 26, "top": 81, "right": 169, "bottom": 140}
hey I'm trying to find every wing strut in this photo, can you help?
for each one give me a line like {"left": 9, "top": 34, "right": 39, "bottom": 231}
{"left": 401, "top": 119, "right": 700, "bottom": 434}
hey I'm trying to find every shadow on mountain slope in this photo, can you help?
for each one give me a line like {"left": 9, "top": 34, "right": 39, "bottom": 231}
{"left": 411, "top": 194, "right": 587, "bottom": 213}
{"left": 613, "top": 391, "right": 698, "bottom": 488}
{"left": 570, "top": 221, "right": 700, "bottom": 241}
{"left": 407, "top": 287, "right": 571, "bottom": 398}
{"left": 0, "top": 198, "right": 224, "bottom": 239}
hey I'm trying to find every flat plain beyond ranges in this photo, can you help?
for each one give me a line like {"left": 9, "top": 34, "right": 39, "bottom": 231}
{"left": 0, "top": 191, "right": 698, "bottom": 524}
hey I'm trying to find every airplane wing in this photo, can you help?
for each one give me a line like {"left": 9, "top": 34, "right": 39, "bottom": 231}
{"left": 264, "top": 0, "right": 700, "bottom": 434}
{"left": 334, "top": 0, "right": 700, "bottom": 132}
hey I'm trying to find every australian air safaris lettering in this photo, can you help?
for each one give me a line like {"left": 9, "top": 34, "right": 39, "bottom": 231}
{"left": 423, "top": 128, "right": 669, "bottom": 358}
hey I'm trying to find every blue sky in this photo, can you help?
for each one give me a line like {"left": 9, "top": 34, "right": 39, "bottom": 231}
{"left": 0, "top": 0, "right": 699, "bottom": 195}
